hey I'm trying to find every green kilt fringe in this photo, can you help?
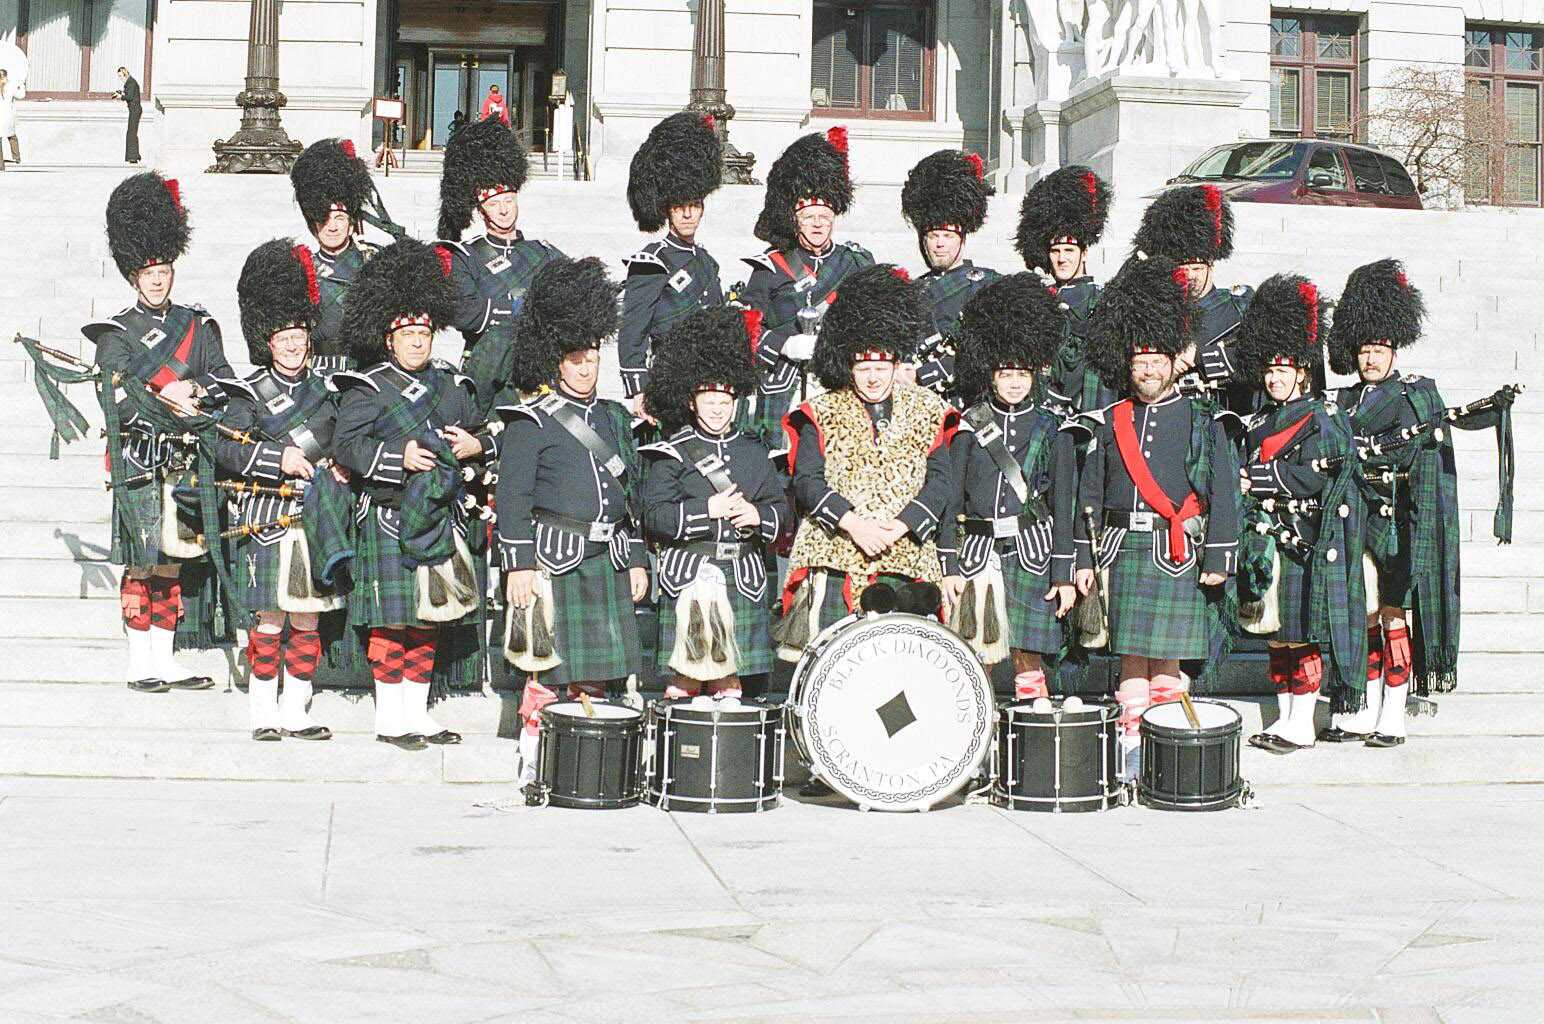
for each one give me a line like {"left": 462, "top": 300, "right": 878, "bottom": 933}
{"left": 1106, "top": 530, "right": 1208, "bottom": 660}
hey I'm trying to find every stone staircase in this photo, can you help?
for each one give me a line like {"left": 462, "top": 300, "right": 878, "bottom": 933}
{"left": 0, "top": 164, "right": 1540, "bottom": 787}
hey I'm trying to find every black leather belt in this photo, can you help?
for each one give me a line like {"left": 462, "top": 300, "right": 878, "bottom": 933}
{"left": 682, "top": 538, "right": 757, "bottom": 560}
{"left": 1104, "top": 510, "right": 1208, "bottom": 539}
{"left": 534, "top": 509, "right": 621, "bottom": 543}
{"left": 959, "top": 510, "right": 1048, "bottom": 539}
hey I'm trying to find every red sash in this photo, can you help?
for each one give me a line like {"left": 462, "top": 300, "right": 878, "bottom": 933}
{"left": 1112, "top": 400, "right": 1201, "bottom": 564}
{"left": 1257, "top": 412, "right": 1312, "bottom": 463}
{"left": 147, "top": 318, "right": 199, "bottom": 392}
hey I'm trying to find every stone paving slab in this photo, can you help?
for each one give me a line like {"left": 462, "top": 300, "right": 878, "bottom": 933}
{"left": 0, "top": 777, "right": 1536, "bottom": 1023}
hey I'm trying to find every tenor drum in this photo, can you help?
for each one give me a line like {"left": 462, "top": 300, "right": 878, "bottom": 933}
{"left": 786, "top": 612, "right": 994, "bottom": 812}
{"left": 1138, "top": 699, "right": 1244, "bottom": 812}
{"left": 991, "top": 698, "right": 1121, "bottom": 813}
{"left": 645, "top": 697, "right": 784, "bottom": 813}
{"left": 535, "top": 700, "right": 644, "bottom": 809}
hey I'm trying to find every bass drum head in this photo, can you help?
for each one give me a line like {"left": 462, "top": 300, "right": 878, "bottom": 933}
{"left": 785, "top": 612, "right": 862, "bottom": 766}
{"left": 794, "top": 612, "right": 993, "bottom": 812}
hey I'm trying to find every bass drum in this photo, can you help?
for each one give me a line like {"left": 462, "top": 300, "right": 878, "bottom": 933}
{"left": 787, "top": 612, "right": 994, "bottom": 812}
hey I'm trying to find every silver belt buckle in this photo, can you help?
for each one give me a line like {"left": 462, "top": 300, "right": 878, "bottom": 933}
{"left": 991, "top": 516, "right": 1018, "bottom": 539}
{"left": 1129, "top": 511, "right": 1154, "bottom": 532}
{"left": 588, "top": 521, "right": 615, "bottom": 543}
{"left": 714, "top": 541, "right": 741, "bottom": 559}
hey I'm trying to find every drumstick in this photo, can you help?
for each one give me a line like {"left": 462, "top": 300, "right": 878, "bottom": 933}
{"left": 1179, "top": 692, "right": 1201, "bottom": 730}
{"left": 578, "top": 692, "right": 596, "bottom": 718}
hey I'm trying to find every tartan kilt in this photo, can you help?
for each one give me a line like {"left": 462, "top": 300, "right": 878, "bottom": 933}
{"left": 113, "top": 478, "right": 170, "bottom": 567}
{"left": 539, "top": 553, "right": 642, "bottom": 687}
{"left": 1000, "top": 554, "right": 1064, "bottom": 657}
{"left": 349, "top": 503, "right": 471, "bottom": 629}
{"left": 234, "top": 530, "right": 286, "bottom": 613}
{"left": 1106, "top": 530, "right": 1208, "bottom": 660}
{"left": 657, "top": 565, "right": 774, "bottom": 678}
{"left": 1268, "top": 548, "right": 1315, "bottom": 643}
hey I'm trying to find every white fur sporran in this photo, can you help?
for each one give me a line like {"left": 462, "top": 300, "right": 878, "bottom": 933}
{"left": 668, "top": 567, "right": 740, "bottom": 680}
{"left": 158, "top": 476, "right": 207, "bottom": 558}
{"left": 276, "top": 526, "right": 343, "bottom": 613}
{"left": 946, "top": 561, "right": 1011, "bottom": 665}
{"left": 414, "top": 530, "right": 478, "bottom": 622}
{"left": 1240, "top": 550, "right": 1282, "bottom": 636}
{"left": 503, "top": 570, "right": 562, "bottom": 672}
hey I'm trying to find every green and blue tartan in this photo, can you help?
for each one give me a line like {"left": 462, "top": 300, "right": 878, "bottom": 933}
{"left": 656, "top": 572, "right": 775, "bottom": 678}
{"left": 1400, "top": 379, "right": 1461, "bottom": 695}
{"left": 1001, "top": 556, "right": 1065, "bottom": 656}
{"left": 1106, "top": 531, "right": 1209, "bottom": 660}
{"left": 539, "top": 553, "right": 642, "bottom": 687}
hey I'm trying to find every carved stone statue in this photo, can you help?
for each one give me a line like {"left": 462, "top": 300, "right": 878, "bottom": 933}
{"left": 1023, "top": 0, "right": 1230, "bottom": 95}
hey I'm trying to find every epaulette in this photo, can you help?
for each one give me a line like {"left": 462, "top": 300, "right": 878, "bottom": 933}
{"left": 1230, "top": 284, "right": 1249, "bottom": 297}
{"left": 742, "top": 251, "right": 778, "bottom": 273}
{"left": 844, "top": 240, "right": 867, "bottom": 253}
{"left": 638, "top": 440, "right": 682, "bottom": 461}
{"left": 1402, "top": 372, "right": 1424, "bottom": 385}
{"left": 431, "top": 357, "right": 457, "bottom": 373}
{"left": 331, "top": 370, "right": 378, "bottom": 391}
{"left": 622, "top": 246, "right": 666, "bottom": 271}
{"left": 435, "top": 239, "right": 469, "bottom": 256}
{"left": 967, "top": 267, "right": 985, "bottom": 282}
{"left": 219, "top": 375, "right": 259, "bottom": 401}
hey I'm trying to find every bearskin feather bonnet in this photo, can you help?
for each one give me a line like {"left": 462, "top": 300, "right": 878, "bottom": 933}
{"left": 901, "top": 149, "right": 991, "bottom": 237}
{"left": 1086, "top": 255, "right": 1199, "bottom": 393}
{"left": 437, "top": 117, "right": 530, "bottom": 241}
{"left": 1014, "top": 165, "right": 1111, "bottom": 269}
{"left": 1130, "top": 184, "right": 1234, "bottom": 265}
{"left": 340, "top": 238, "right": 456, "bottom": 366}
{"left": 1327, "top": 259, "right": 1426, "bottom": 376}
{"left": 643, "top": 307, "right": 759, "bottom": 434}
{"left": 810, "top": 264, "right": 928, "bottom": 392}
{"left": 754, "top": 126, "right": 853, "bottom": 251}
{"left": 106, "top": 172, "right": 191, "bottom": 281}
{"left": 510, "top": 257, "right": 621, "bottom": 393}
{"left": 238, "top": 239, "right": 322, "bottom": 365}
{"left": 290, "top": 138, "right": 373, "bottom": 230}
{"left": 627, "top": 111, "right": 723, "bottom": 233}
{"left": 1235, "top": 273, "right": 1328, "bottom": 385}
{"left": 952, "top": 273, "right": 1068, "bottom": 407}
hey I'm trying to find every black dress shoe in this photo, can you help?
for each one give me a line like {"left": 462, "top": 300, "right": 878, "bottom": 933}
{"left": 376, "top": 733, "right": 428, "bottom": 751}
{"left": 282, "top": 726, "right": 333, "bottom": 741}
{"left": 166, "top": 675, "right": 215, "bottom": 690}
{"left": 1318, "top": 726, "right": 1368, "bottom": 743}
{"left": 798, "top": 777, "right": 833, "bottom": 798}
{"left": 252, "top": 727, "right": 282, "bottom": 742}
{"left": 1251, "top": 733, "right": 1309, "bottom": 755}
{"left": 1364, "top": 733, "right": 1406, "bottom": 748}
{"left": 421, "top": 729, "right": 461, "bottom": 745}
{"left": 127, "top": 678, "right": 169, "bottom": 693}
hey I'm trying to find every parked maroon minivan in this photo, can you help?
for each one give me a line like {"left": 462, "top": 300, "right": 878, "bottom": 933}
{"left": 1158, "top": 139, "right": 1424, "bottom": 210}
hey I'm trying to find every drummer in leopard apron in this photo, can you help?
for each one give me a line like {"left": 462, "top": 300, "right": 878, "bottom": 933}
{"left": 1075, "top": 254, "right": 1240, "bottom": 780}
{"left": 495, "top": 257, "right": 650, "bottom": 788}
{"left": 773, "top": 264, "right": 959, "bottom": 796}
{"left": 937, "top": 273, "right": 1079, "bottom": 700}
{"left": 639, "top": 306, "right": 788, "bottom": 699}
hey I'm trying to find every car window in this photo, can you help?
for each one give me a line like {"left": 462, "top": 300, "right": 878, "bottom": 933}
{"left": 1307, "top": 147, "right": 1348, "bottom": 189}
{"left": 1377, "top": 154, "right": 1418, "bottom": 196}
{"left": 1345, "top": 148, "right": 1389, "bottom": 193}
{"left": 1179, "top": 142, "right": 1303, "bottom": 180}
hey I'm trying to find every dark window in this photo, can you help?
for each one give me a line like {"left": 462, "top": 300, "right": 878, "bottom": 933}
{"left": 1307, "top": 146, "right": 1348, "bottom": 189}
{"left": 1376, "top": 154, "right": 1418, "bottom": 196}
{"left": 810, "top": 1, "right": 934, "bottom": 120}
{"left": 1467, "top": 23, "right": 1544, "bottom": 205}
{"left": 1179, "top": 141, "right": 1304, "bottom": 181}
{"left": 1269, "top": 10, "right": 1359, "bottom": 141}
{"left": 1345, "top": 148, "right": 1388, "bottom": 194}
{"left": 9, "top": 0, "right": 153, "bottom": 100}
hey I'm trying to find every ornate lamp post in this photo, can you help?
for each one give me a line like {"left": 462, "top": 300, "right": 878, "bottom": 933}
{"left": 209, "top": 0, "right": 303, "bottom": 173}
{"left": 686, "top": 0, "right": 757, "bottom": 184}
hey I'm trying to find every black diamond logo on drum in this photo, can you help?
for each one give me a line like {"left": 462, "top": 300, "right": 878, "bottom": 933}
{"left": 876, "top": 691, "right": 917, "bottom": 738}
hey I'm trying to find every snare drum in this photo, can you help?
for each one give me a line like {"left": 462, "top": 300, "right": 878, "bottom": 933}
{"left": 786, "top": 612, "right": 994, "bottom": 812}
{"left": 535, "top": 700, "right": 645, "bottom": 809}
{"left": 1138, "top": 699, "right": 1244, "bottom": 811}
{"left": 992, "top": 698, "right": 1121, "bottom": 813}
{"left": 646, "top": 697, "right": 784, "bottom": 813}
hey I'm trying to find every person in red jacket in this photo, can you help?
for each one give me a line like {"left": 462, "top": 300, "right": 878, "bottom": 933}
{"left": 480, "top": 85, "right": 511, "bottom": 127}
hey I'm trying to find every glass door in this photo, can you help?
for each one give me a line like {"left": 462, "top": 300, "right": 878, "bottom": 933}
{"left": 429, "top": 52, "right": 515, "bottom": 148}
